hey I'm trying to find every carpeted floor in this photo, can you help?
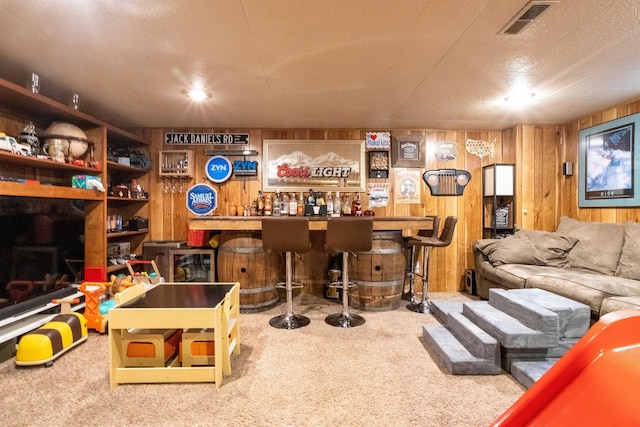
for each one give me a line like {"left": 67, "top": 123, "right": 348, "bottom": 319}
{"left": 0, "top": 292, "right": 524, "bottom": 427}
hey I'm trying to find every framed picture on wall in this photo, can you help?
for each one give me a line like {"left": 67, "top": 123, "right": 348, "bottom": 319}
{"left": 391, "top": 135, "right": 425, "bottom": 168}
{"left": 262, "top": 139, "right": 366, "bottom": 192}
{"left": 579, "top": 112, "right": 640, "bottom": 207}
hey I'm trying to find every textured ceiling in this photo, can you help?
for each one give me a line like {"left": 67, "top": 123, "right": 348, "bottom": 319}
{"left": 1, "top": 0, "right": 639, "bottom": 130}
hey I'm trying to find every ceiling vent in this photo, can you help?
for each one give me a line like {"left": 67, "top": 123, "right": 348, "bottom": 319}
{"left": 500, "top": 1, "right": 558, "bottom": 35}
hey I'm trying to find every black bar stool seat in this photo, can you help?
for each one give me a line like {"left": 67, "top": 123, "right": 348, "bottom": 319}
{"left": 404, "top": 216, "right": 457, "bottom": 314}
{"left": 262, "top": 217, "right": 311, "bottom": 330}
{"left": 324, "top": 217, "right": 373, "bottom": 328}
{"left": 403, "top": 216, "right": 440, "bottom": 303}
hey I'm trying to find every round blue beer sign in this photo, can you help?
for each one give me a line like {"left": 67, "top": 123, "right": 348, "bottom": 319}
{"left": 186, "top": 183, "right": 217, "bottom": 216}
{"left": 205, "top": 155, "right": 233, "bottom": 183}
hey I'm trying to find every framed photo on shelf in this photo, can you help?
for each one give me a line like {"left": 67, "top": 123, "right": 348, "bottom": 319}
{"left": 579, "top": 112, "right": 640, "bottom": 207}
{"left": 391, "top": 135, "right": 424, "bottom": 168}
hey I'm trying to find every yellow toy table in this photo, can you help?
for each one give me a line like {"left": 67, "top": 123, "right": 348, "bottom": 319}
{"left": 108, "top": 282, "right": 239, "bottom": 390}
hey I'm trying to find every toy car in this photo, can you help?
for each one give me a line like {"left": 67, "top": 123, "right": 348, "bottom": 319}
{"left": 0, "top": 133, "right": 32, "bottom": 156}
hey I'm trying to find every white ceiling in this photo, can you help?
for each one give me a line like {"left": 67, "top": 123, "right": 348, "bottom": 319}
{"left": 1, "top": 0, "right": 640, "bottom": 131}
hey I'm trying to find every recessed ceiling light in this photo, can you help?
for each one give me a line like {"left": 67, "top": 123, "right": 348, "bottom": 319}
{"left": 188, "top": 87, "right": 208, "bottom": 101}
{"left": 504, "top": 91, "right": 535, "bottom": 106}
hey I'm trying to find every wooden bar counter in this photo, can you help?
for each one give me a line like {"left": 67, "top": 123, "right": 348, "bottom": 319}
{"left": 190, "top": 216, "right": 435, "bottom": 306}
{"left": 190, "top": 216, "right": 434, "bottom": 235}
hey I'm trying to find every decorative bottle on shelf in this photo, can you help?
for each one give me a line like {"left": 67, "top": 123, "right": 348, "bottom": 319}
{"left": 257, "top": 191, "right": 265, "bottom": 216}
{"left": 273, "top": 192, "right": 281, "bottom": 216}
{"left": 353, "top": 193, "right": 363, "bottom": 216}
{"left": 326, "top": 191, "right": 334, "bottom": 216}
{"left": 264, "top": 194, "right": 272, "bottom": 216}
{"left": 281, "top": 192, "right": 290, "bottom": 216}
{"left": 307, "top": 189, "right": 315, "bottom": 206}
{"left": 342, "top": 193, "right": 352, "bottom": 216}
{"left": 297, "top": 192, "right": 305, "bottom": 216}
{"left": 289, "top": 193, "right": 297, "bottom": 216}
{"left": 333, "top": 191, "right": 341, "bottom": 216}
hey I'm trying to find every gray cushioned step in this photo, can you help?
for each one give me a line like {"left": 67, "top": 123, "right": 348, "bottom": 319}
{"left": 488, "top": 288, "right": 559, "bottom": 336}
{"left": 462, "top": 301, "right": 559, "bottom": 349}
{"left": 429, "top": 300, "right": 464, "bottom": 325}
{"left": 446, "top": 311, "right": 499, "bottom": 362}
{"left": 506, "top": 288, "right": 590, "bottom": 338}
{"left": 422, "top": 324, "right": 501, "bottom": 375}
{"left": 510, "top": 359, "right": 559, "bottom": 389}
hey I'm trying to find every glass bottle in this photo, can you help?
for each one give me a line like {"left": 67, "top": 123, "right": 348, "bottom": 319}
{"left": 250, "top": 200, "right": 258, "bottom": 216}
{"left": 333, "top": 191, "right": 341, "bottom": 216}
{"left": 273, "top": 192, "right": 281, "bottom": 216}
{"left": 264, "top": 194, "right": 272, "bottom": 216}
{"left": 281, "top": 192, "right": 290, "bottom": 216}
{"left": 316, "top": 191, "right": 325, "bottom": 206}
{"left": 307, "top": 189, "right": 315, "bottom": 205}
{"left": 342, "top": 193, "right": 352, "bottom": 216}
{"left": 257, "top": 191, "right": 265, "bottom": 216}
{"left": 353, "top": 193, "right": 363, "bottom": 216}
{"left": 297, "top": 192, "right": 305, "bottom": 215}
{"left": 326, "top": 191, "right": 334, "bottom": 216}
{"left": 289, "top": 193, "right": 297, "bottom": 216}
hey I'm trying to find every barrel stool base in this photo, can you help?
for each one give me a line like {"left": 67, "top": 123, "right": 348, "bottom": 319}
{"left": 325, "top": 312, "right": 365, "bottom": 328}
{"left": 269, "top": 313, "right": 310, "bottom": 330}
{"left": 407, "top": 300, "right": 431, "bottom": 314}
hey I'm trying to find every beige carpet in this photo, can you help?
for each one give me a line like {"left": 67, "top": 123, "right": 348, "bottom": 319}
{"left": 0, "top": 293, "right": 524, "bottom": 427}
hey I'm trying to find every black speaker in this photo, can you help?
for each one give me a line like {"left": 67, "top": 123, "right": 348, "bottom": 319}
{"left": 465, "top": 269, "right": 476, "bottom": 295}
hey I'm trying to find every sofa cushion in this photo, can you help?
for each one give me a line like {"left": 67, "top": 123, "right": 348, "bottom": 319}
{"left": 475, "top": 236, "right": 546, "bottom": 266}
{"left": 600, "top": 296, "right": 640, "bottom": 317}
{"left": 615, "top": 221, "right": 640, "bottom": 280}
{"left": 526, "top": 270, "right": 640, "bottom": 316}
{"left": 556, "top": 216, "right": 624, "bottom": 275}
{"left": 515, "top": 229, "right": 578, "bottom": 268}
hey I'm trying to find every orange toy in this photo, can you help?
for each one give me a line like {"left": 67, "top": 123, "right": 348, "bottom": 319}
{"left": 79, "top": 275, "right": 135, "bottom": 333}
{"left": 492, "top": 310, "right": 640, "bottom": 426}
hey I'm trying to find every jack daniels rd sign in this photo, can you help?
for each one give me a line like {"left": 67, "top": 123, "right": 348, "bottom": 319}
{"left": 165, "top": 132, "right": 249, "bottom": 145}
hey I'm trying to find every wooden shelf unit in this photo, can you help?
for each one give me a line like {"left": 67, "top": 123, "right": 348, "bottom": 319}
{"left": 0, "top": 75, "right": 150, "bottom": 280}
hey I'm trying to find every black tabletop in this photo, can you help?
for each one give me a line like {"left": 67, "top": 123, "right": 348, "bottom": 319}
{"left": 120, "top": 284, "right": 234, "bottom": 309}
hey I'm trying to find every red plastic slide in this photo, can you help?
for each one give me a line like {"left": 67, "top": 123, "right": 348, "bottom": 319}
{"left": 492, "top": 310, "right": 640, "bottom": 426}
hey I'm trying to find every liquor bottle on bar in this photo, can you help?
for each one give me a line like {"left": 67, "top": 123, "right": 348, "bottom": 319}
{"left": 289, "top": 193, "right": 297, "bottom": 216}
{"left": 342, "top": 193, "right": 352, "bottom": 216}
{"left": 297, "top": 192, "right": 305, "bottom": 215}
{"left": 333, "top": 191, "right": 341, "bottom": 216}
{"left": 326, "top": 191, "right": 334, "bottom": 216}
{"left": 281, "top": 192, "right": 289, "bottom": 216}
{"left": 307, "top": 189, "right": 315, "bottom": 205}
{"left": 257, "top": 191, "right": 265, "bottom": 216}
{"left": 316, "top": 191, "right": 325, "bottom": 205}
{"left": 273, "top": 191, "right": 281, "bottom": 216}
{"left": 353, "top": 193, "right": 363, "bottom": 216}
{"left": 264, "top": 193, "right": 272, "bottom": 216}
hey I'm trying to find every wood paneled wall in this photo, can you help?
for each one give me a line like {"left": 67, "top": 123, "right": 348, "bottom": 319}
{"left": 144, "top": 95, "right": 640, "bottom": 294}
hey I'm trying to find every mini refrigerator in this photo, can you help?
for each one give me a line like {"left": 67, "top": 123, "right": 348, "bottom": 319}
{"left": 169, "top": 249, "right": 215, "bottom": 282}
{"left": 142, "top": 240, "right": 186, "bottom": 281}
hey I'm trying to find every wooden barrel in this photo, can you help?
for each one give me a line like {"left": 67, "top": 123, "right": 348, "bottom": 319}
{"left": 348, "top": 231, "right": 405, "bottom": 311}
{"left": 217, "top": 231, "right": 281, "bottom": 313}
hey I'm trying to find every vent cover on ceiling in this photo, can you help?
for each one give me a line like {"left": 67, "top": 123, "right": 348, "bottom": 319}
{"left": 500, "top": 1, "right": 558, "bottom": 35}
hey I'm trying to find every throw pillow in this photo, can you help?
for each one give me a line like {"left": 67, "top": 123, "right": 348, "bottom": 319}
{"left": 556, "top": 216, "right": 624, "bottom": 275}
{"left": 615, "top": 221, "right": 640, "bottom": 280}
{"left": 515, "top": 229, "right": 579, "bottom": 268}
{"left": 475, "top": 235, "right": 546, "bottom": 266}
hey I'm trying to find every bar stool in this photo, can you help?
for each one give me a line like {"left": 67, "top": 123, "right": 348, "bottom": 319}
{"left": 402, "top": 215, "right": 440, "bottom": 303}
{"left": 404, "top": 216, "right": 457, "bottom": 314}
{"left": 325, "top": 217, "right": 373, "bottom": 328}
{"left": 262, "top": 217, "right": 311, "bottom": 330}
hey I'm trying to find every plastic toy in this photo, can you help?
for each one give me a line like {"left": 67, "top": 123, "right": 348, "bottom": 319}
{"left": 15, "top": 297, "right": 88, "bottom": 367}
{"left": 79, "top": 275, "right": 135, "bottom": 333}
{"left": 126, "top": 259, "right": 163, "bottom": 285}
